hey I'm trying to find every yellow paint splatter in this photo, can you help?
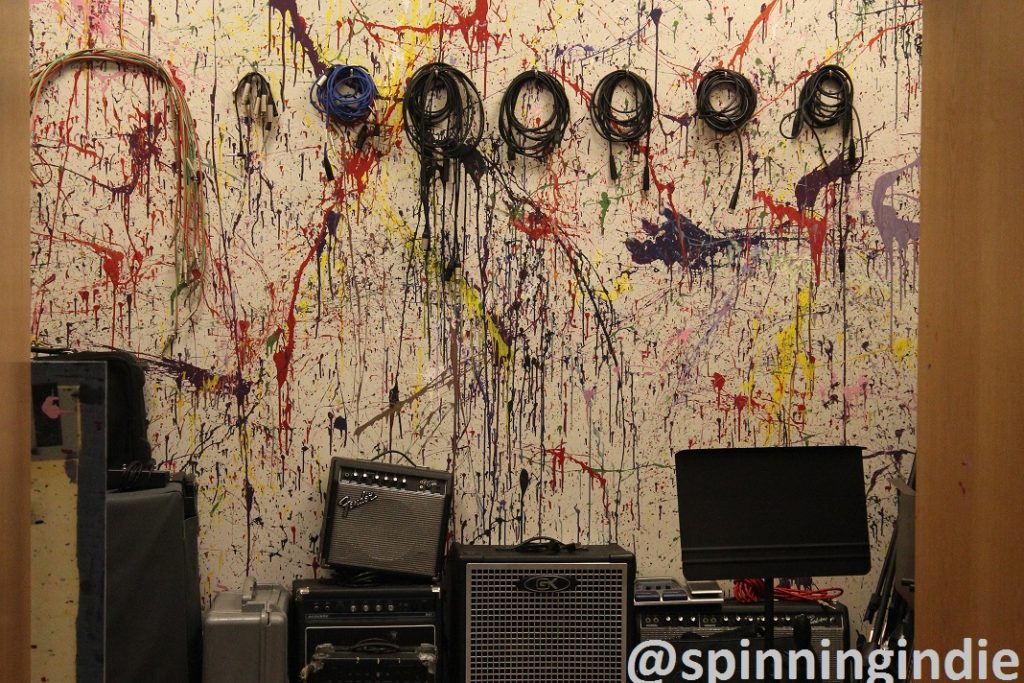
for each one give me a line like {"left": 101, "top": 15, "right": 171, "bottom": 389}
{"left": 377, "top": 205, "right": 511, "bottom": 363}
{"left": 892, "top": 336, "right": 914, "bottom": 361}
{"left": 767, "top": 288, "right": 815, "bottom": 442}
{"left": 597, "top": 271, "right": 632, "bottom": 302}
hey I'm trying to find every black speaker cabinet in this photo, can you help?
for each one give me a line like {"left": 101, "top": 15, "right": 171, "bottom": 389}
{"left": 446, "top": 541, "right": 635, "bottom": 683}
{"left": 319, "top": 457, "right": 452, "bottom": 578}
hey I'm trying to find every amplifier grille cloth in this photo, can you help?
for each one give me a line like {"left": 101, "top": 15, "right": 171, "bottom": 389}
{"left": 466, "top": 563, "right": 627, "bottom": 683}
{"left": 327, "top": 483, "right": 445, "bottom": 576}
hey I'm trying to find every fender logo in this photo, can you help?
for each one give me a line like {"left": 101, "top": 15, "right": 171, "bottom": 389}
{"left": 338, "top": 491, "right": 378, "bottom": 517}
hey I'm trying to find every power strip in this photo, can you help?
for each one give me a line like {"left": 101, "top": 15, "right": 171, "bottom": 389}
{"left": 634, "top": 577, "right": 724, "bottom": 605}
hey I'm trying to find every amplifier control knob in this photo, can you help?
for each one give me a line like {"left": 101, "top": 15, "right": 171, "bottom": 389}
{"left": 402, "top": 478, "right": 407, "bottom": 485}
{"left": 363, "top": 604, "right": 369, "bottom": 612}
{"left": 376, "top": 604, "right": 383, "bottom": 612}
{"left": 388, "top": 604, "right": 395, "bottom": 612}
{"left": 350, "top": 605, "right": 357, "bottom": 613}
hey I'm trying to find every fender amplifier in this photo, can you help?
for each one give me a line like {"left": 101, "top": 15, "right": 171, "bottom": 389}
{"left": 636, "top": 600, "right": 850, "bottom": 682}
{"left": 291, "top": 578, "right": 441, "bottom": 683}
{"left": 446, "top": 540, "right": 635, "bottom": 683}
{"left": 319, "top": 457, "right": 452, "bottom": 578}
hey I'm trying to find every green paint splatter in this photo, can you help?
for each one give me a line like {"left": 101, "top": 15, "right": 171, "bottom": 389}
{"left": 599, "top": 192, "right": 612, "bottom": 231}
{"left": 266, "top": 329, "right": 282, "bottom": 353}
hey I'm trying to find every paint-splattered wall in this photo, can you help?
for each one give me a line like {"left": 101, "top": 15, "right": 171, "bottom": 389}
{"left": 29, "top": 0, "right": 920, "bottom": 620}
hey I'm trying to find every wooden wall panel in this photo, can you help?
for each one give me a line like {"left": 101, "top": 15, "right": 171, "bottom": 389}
{"left": 0, "top": 2, "right": 33, "bottom": 682}
{"left": 918, "top": 0, "right": 1024, "bottom": 655}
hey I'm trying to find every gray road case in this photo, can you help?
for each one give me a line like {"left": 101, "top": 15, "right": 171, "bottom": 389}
{"left": 203, "top": 579, "right": 290, "bottom": 683}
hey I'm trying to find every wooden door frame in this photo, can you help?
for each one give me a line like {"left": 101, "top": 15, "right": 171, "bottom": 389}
{"left": 0, "top": 2, "right": 33, "bottom": 682}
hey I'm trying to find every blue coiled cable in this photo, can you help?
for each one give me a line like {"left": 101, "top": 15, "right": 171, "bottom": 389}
{"left": 310, "top": 64, "right": 377, "bottom": 125}
{"left": 312, "top": 64, "right": 378, "bottom": 181}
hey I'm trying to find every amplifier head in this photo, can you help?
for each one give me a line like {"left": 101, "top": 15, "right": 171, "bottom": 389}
{"left": 319, "top": 457, "right": 452, "bottom": 578}
{"left": 290, "top": 578, "right": 442, "bottom": 683}
{"left": 446, "top": 542, "right": 636, "bottom": 683}
{"left": 636, "top": 601, "right": 850, "bottom": 683}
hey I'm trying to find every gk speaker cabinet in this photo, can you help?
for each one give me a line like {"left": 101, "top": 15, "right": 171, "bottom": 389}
{"left": 446, "top": 542, "right": 635, "bottom": 683}
{"left": 319, "top": 457, "right": 452, "bottom": 578}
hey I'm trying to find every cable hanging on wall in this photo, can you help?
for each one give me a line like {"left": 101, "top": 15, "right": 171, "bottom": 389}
{"left": 589, "top": 69, "right": 655, "bottom": 191}
{"left": 498, "top": 70, "right": 571, "bottom": 162}
{"left": 402, "top": 62, "right": 484, "bottom": 275}
{"left": 780, "top": 64, "right": 865, "bottom": 174}
{"left": 311, "top": 64, "right": 379, "bottom": 181}
{"left": 695, "top": 68, "right": 757, "bottom": 210}
{"left": 29, "top": 48, "right": 209, "bottom": 308}
{"left": 779, "top": 65, "right": 864, "bottom": 437}
{"left": 234, "top": 70, "right": 278, "bottom": 168}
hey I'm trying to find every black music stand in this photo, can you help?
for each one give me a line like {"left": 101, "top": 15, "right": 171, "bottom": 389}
{"left": 675, "top": 446, "right": 870, "bottom": 651}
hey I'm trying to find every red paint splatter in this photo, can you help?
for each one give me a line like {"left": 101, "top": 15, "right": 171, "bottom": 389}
{"left": 513, "top": 209, "right": 558, "bottom": 241}
{"left": 353, "top": 0, "right": 501, "bottom": 91}
{"left": 271, "top": 214, "right": 330, "bottom": 455}
{"left": 756, "top": 190, "right": 828, "bottom": 284}
{"left": 547, "top": 444, "right": 609, "bottom": 512}
{"left": 728, "top": 0, "right": 779, "bottom": 71}
{"left": 712, "top": 372, "right": 726, "bottom": 407}
{"left": 337, "top": 145, "right": 379, "bottom": 200}
{"left": 165, "top": 62, "right": 187, "bottom": 95}
{"left": 71, "top": 238, "right": 126, "bottom": 288}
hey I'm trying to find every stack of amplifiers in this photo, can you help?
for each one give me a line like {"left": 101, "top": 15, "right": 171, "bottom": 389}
{"left": 291, "top": 579, "right": 441, "bottom": 683}
{"left": 319, "top": 457, "right": 452, "bottom": 578}
{"left": 636, "top": 600, "right": 850, "bottom": 682}
{"left": 446, "top": 542, "right": 635, "bottom": 683}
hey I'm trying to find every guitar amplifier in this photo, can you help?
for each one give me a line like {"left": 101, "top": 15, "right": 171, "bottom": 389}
{"left": 636, "top": 600, "right": 850, "bottom": 682}
{"left": 291, "top": 578, "right": 441, "bottom": 683}
{"left": 319, "top": 457, "right": 452, "bottom": 578}
{"left": 446, "top": 540, "right": 635, "bottom": 683}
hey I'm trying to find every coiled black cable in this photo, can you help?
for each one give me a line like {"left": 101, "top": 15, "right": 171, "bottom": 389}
{"left": 403, "top": 62, "right": 484, "bottom": 162}
{"left": 499, "top": 70, "right": 570, "bottom": 161}
{"left": 589, "top": 69, "right": 654, "bottom": 190}
{"left": 695, "top": 68, "right": 757, "bottom": 209}
{"left": 402, "top": 62, "right": 484, "bottom": 271}
{"left": 780, "top": 64, "right": 864, "bottom": 173}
